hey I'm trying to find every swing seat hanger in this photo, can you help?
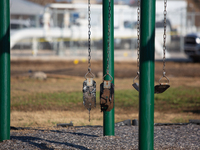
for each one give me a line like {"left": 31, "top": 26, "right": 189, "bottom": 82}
{"left": 103, "top": 73, "right": 113, "bottom": 89}
{"left": 154, "top": 72, "right": 170, "bottom": 94}
{"left": 103, "top": 73, "right": 113, "bottom": 83}
{"left": 85, "top": 69, "right": 95, "bottom": 79}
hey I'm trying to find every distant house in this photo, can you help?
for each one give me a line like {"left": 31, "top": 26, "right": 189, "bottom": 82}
{"left": 10, "top": 0, "right": 44, "bottom": 27}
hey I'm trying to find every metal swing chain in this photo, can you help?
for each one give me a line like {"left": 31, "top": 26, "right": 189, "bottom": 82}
{"left": 163, "top": 0, "right": 167, "bottom": 76}
{"left": 106, "top": 0, "right": 111, "bottom": 77}
{"left": 88, "top": 0, "right": 91, "bottom": 122}
{"left": 136, "top": 0, "right": 140, "bottom": 76}
{"left": 88, "top": 0, "right": 92, "bottom": 72}
{"left": 132, "top": 0, "right": 140, "bottom": 89}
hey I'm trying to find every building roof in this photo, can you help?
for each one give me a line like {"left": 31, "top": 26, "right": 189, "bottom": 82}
{"left": 10, "top": 0, "right": 44, "bottom": 16}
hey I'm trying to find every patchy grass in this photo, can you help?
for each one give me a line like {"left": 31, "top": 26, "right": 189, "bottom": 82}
{"left": 9, "top": 60, "right": 200, "bottom": 127}
{"left": 154, "top": 87, "right": 200, "bottom": 112}
{"left": 11, "top": 91, "right": 85, "bottom": 111}
{"left": 11, "top": 87, "right": 200, "bottom": 113}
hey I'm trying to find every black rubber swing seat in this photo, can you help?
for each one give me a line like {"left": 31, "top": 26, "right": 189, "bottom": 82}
{"left": 132, "top": 83, "right": 139, "bottom": 92}
{"left": 154, "top": 84, "right": 170, "bottom": 94}
{"left": 133, "top": 83, "right": 170, "bottom": 94}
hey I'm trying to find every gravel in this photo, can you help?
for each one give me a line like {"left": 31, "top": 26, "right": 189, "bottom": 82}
{"left": 0, "top": 124, "right": 200, "bottom": 150}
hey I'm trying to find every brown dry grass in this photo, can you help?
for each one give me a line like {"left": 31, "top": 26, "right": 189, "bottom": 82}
{"left": 11, "top": 110, "right": 200, "bottom": 127}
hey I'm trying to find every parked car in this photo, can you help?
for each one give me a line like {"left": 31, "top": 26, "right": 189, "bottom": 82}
{"left": 184, "top": 33, "right": 200, "bottom": 62}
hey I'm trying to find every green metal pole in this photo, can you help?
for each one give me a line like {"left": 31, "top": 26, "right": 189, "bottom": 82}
{"left": 103, "top": 0, "right": 114, "bottom": 136}
{"left": 139, "top": 0, "right": 155, "bottom": 149}
{"left": 0, "top": 0, "right": 10, "bottom": 142}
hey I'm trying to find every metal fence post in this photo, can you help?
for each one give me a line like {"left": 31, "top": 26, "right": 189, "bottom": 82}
{"left": 0, "top": 0, "right": 10, "bottom": 142}
{"left": 139, "top": 0, "right": 155, "bottom": 149}
{"left": 103, "top": 0, "right": 115, "bottom": 136}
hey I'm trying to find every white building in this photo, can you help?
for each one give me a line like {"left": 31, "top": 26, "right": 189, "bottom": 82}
{"left": 10, "top": 0, "right": 44, "bottom": 27}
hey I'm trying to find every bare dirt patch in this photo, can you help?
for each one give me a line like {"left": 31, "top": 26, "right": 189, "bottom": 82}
{"left": 11, "top": 60, "right": 200, "bottom": 78}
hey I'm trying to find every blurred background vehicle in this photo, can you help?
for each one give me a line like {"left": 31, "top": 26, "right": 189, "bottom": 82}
{"left": 184, "top": 33, "right": 200, "bottom": 62}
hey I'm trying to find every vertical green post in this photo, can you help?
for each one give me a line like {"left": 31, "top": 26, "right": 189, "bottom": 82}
{"left": 0, "top": 0, "right": 10, "bottom": 142}
{"left": 139, "top": 0, "right": 155, "bottom": 149}
{"left": 103, "top": 0, "right": 114, "bottom": 136}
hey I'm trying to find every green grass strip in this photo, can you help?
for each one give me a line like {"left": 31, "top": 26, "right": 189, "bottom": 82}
{"left": 11, "top": 87, "right": 200, "bottom": 111}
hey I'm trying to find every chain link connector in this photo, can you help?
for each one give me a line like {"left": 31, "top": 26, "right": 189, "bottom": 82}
{"left": 133, "top": 74, "right": 139, "bottom": 84}
{"left": 158, "top": 72, "right": 170, "bottom": 85}
{"left": 103, "top": 73, "right": 113, "bottom": 82}
{"left": 85, "top": 71, "right": 95, "bottom": 80}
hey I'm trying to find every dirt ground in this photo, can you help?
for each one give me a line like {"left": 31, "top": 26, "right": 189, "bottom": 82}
{"left": 11, "top": 60, "right": 200, "bottom": 79}
{"left": 10, "top": 60, "right": 200, "bottom": 127}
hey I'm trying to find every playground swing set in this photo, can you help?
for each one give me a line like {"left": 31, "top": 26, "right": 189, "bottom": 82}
{"left": 83, "top": 0, "right": 170, "bottom": 120}
{"left": 0, "top": 0, "right": 169, "bottom": 149}
{"left": 83, "top": 0, "right": 114, "bottom": 121}
{"left": 132, "top": 0, "right": 170, "bottom": 93}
